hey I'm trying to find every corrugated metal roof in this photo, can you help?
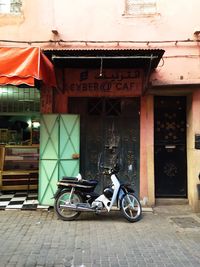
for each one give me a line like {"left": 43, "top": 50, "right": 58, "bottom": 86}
{"left": 43, "top": 47, "right": 164, "bottom": 53}
{"left": 44, "top": 48, "right": 165, "bottom": 70}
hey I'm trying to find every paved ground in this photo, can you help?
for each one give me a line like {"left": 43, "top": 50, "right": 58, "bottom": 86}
{"left": 0, "top": 205, "right": 200, "bottom": 267}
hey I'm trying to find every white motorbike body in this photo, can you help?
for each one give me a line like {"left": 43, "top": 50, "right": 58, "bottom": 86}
{"left": 92, "top": 173, "right": 120, "bottom": 212}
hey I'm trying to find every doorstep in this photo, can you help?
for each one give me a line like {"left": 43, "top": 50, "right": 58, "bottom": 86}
{"left": 156, "top": 198, "right": 189, "bottom": 205}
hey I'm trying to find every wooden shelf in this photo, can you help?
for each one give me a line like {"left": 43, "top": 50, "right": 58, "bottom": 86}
{"left": 0, "top": 145, "right": 39, "bottom": 191}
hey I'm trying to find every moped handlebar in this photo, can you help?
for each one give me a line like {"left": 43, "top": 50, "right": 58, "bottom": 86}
{"left": 102, "top": 164, "right": 120, "bottom": 175}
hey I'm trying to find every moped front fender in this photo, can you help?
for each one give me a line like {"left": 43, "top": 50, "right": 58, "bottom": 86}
{"left": 117, "top": 188, "right": 126, "bottom": 207}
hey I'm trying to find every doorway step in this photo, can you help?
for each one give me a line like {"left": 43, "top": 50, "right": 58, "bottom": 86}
{"left": 156, "top": 198, "right": 189, "bottom": 205}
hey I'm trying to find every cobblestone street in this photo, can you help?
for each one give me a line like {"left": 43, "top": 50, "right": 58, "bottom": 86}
{"left": 0, "top": 205, "right": 200, "bottom": 267}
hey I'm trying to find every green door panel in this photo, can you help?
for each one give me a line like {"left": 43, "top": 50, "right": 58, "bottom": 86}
{"left": 39, "top": 114, "right": 80, "bottom": 206}
{"left": 39, "top": 160, "right": 58, "bottom": 206}
{"left": 40, "top": 114, "right": 59, "bottom": 160}
{"left": 59, "top": 160, "right": 80, "bottom": 180}
{"left": 60, "top": 115, "right": 80, "bottom": 159}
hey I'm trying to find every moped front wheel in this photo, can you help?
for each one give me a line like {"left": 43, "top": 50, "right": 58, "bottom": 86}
{"left": 120, "top": 193, "right": 142, "bottom": 222}
{"left": 54, "top": 190, "right": 82, "bottom": 221}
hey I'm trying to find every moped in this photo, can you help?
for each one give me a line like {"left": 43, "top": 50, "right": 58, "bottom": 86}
{"left": 54, "top": 164, "right": 142, "bottom": 222}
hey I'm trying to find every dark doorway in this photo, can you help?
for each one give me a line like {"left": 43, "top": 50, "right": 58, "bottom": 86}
{"left": 69, "top": 97, "right": 140, "bottom": 195}
{"left": 154, "top": 96, "right": 187, "bottom": 198}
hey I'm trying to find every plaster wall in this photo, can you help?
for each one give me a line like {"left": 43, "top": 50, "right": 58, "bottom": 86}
{"left": 140, "top": 95, "right": 155, "bottom": 206}
{"left": 187, "top": 90, "right": 200, "bottom": 212}
{"left": 0, "top": 0, "right": 199, "bottom": 85}
{"left": 0, "top": 0, "right": 199, "bottom": 41}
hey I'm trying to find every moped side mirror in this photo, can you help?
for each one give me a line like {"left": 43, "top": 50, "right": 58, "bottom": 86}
{"left": 113, "top": 163, "right": 120, "bottom": 173}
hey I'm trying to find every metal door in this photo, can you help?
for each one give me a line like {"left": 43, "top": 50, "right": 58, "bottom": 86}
{"left": 39, "top": 114, "right": 80, "bottom": 205}
{"left": 69, "top": 97, "right": 140, "bottom": 196}
{"left": 154, "top": 96, "right": 187, "bottom": 197}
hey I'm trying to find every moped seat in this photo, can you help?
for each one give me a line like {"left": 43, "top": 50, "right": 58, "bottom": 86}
{"left": 62, "top": 176, "right": 77, "bottom": 181}
{"left": 60, "top": 177, "right": 98, "bottom": 187}
{"left": 81, "top": 179, "right": 98, "bottom": 187}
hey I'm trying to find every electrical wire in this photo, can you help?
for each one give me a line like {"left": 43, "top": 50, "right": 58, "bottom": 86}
{"left": 0, "top": 39, "right": 200, "bottom": 45}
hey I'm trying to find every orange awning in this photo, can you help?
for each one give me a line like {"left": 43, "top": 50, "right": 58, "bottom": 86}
{"left": 0, "top": 47, "right": 56, "bottom": 87}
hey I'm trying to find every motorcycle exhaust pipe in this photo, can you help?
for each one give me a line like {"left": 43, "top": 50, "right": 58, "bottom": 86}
{"left": 60, "top": 204, "right": 95, "bottom": 212}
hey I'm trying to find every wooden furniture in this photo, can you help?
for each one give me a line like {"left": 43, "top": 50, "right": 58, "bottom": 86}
{"left": 0, "top": 145, "right": 39, "bottom": 191}
{"left": 0, "top": 129, "right": 8, "bottom": 144}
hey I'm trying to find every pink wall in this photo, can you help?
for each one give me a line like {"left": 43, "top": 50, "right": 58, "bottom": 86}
{"left": 1, "top": 0, "right": 200, "bottom": 40}
{"left": 0, "top": 0, "right": 199, "bottom": 85}
{"left": 140, "top": 97, "right": 148, "bottom": 198}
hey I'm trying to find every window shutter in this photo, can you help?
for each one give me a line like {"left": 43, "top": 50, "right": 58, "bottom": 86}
{"left": 0, "top": 0, "right": 10, "bottom": 13}
{"left": 10, "top": 0, "right": 22, "bottom": 14}
{"left": 0, "top": 0, "right": 22, "bottom": 14}
{"left": 126, "top": 0, "right": 157, "bottom": 15}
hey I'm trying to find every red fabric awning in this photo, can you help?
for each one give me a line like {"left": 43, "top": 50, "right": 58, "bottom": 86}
{"left": 0, "top": 47, "right": 56, "bottom": 87}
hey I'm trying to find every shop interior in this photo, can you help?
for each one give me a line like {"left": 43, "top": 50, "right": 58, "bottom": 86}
{"left": 0, "top": 115, "right": 40, "bottom": 196}
{"left": 0, "top": 87, "right": 41, "bottom": 208}
{"left": 0, "top": 115, "right": 40, "bottom": 145}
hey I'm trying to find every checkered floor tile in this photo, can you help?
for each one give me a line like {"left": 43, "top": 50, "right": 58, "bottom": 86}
{"left": 0, "top": 191, "right": 50, "bottom": 210}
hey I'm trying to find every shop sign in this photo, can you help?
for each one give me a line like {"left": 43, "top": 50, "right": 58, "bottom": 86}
{"left": 64, "top": 68, "right": 143, "bottom": 97}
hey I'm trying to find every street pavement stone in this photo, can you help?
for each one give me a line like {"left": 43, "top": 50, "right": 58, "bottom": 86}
{"left": 0, "top": 205, "right": 199, "bottom": 267}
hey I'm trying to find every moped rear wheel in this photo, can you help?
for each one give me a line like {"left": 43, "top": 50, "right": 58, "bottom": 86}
{"left": 120, "top": 193, "right": 142, "bottom": 222}
{"left": 54, "top": 190, "right": 82, "bottom": 221}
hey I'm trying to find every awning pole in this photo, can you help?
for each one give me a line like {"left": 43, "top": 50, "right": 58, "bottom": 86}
{"left": 142, "top": 54, "right": 153, "bottom": 95}
{"left": 52, "top": 55, "right": 159, "bottom": 60}
{"left": 99, "top": 58, "right": 103, "bottom": 77}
